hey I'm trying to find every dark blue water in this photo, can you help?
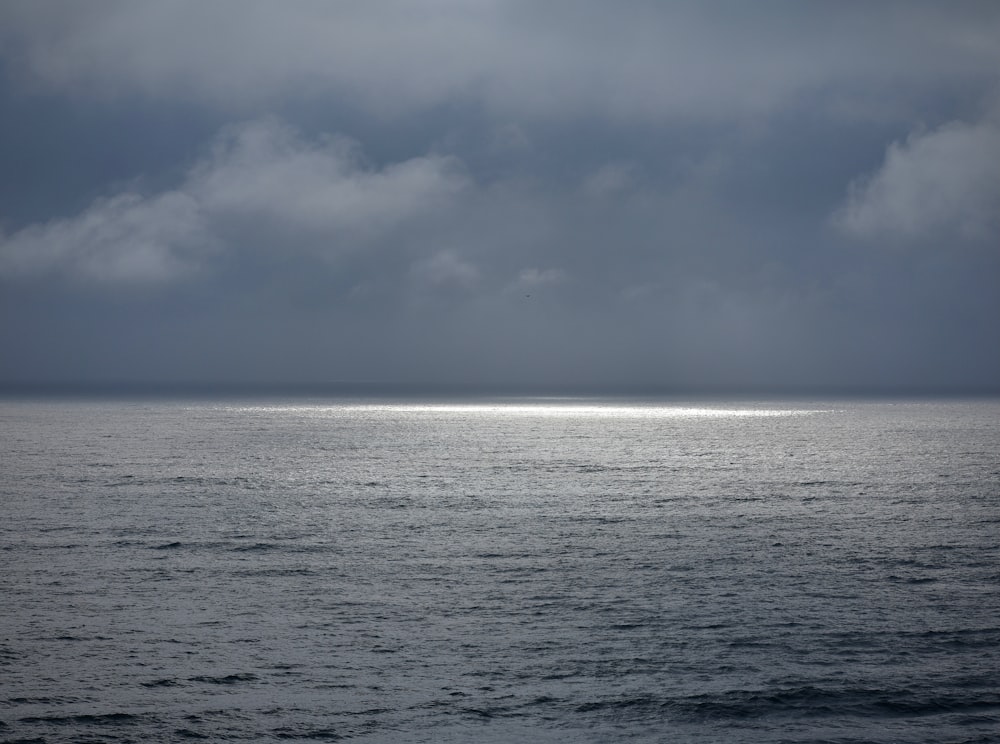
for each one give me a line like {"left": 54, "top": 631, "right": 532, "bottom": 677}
{"left": 2, "top": 398, "right": 999, "bottom": 742}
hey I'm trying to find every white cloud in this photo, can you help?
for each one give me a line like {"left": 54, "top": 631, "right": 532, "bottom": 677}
{"left": 0, "top": 119, "right": 468, "bottom": 282}
{"left": 191, "top": 119, "right": 466, "bottom": 238}
{"left": 0, "top": 191, "right": 212, "bottom": 282}
{"left": 411, "top": 250, "right": 480, "bottom": 292}
{"left": 836, "top": 116, "right": 1000, "bottom": 242}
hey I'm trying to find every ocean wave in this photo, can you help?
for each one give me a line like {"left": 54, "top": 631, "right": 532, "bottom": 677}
{"left": 187, "top": 673, "right": 258, "bottom": 685}
{"left": 18, "top": 712, "right": 142, "bottom": 726}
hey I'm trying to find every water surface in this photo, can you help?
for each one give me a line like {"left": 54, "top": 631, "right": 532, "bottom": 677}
{"left": 2, "top": 397, "right": 999, "bottom": 742}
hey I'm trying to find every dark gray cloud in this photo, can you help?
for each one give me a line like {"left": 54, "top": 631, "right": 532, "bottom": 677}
{"left": 3, "top": 1, "right": 997, "bottom": 120}
{"left": 1, "top": 1, "right": 998, "bottom": 392}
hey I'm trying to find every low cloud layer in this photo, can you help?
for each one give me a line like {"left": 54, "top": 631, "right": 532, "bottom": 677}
{"left": 1, "top": 2, "right": 998, "bottom": 392}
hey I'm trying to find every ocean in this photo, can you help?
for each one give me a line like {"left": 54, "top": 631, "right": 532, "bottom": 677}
{"left": 1, "top": 396, "right": 999, "bottom": 743}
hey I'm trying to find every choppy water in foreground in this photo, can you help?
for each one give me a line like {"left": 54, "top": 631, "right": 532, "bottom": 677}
{"left": 2, "top": 397, "right": 999, "bottom": 743}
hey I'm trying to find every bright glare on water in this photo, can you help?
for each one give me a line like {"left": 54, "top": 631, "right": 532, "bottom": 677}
{"left": 1, "top": 396, "right": 999, "bottom": 743}
{"left": 227, "top": 401, "right": 831, "bottom": 418}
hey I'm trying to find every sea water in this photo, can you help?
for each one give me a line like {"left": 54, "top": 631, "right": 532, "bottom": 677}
{"left": 1, "top": 397, "right": 998, "bottom": 743}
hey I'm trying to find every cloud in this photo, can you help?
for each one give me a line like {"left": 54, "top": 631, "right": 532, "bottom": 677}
{"left": 0, "top": 191, "right": 213, "bottom": 282}
{"left": 510, "top": 267, "right": 568, "bottom": 292}
{"left": 835, "top": 114, "right": 1000, "bottom": 243}
{"left": 2, "top": 2, "right": 998, "bottom": 121}
{"left": 582, "top": 162, "right": 636, "bottom": 198}
{"left": 411, "top": 250, "right": 480, "bottom": 293}
{"left": 189, "top": 119, "right": 467, "bottom": 246}
{"left": 0, "top": 118, "right": 468, "bottom": 282}
{"left": 1, "top": 4, "right": 999, "bottom": 391}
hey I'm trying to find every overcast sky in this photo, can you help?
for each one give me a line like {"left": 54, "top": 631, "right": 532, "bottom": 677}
{"left": 1, "top": 1, "right": 998, "bottom": 393}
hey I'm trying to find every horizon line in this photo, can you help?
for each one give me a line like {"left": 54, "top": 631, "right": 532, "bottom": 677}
{"left": 1, "top": 380, "right": 998, "bottom": 401}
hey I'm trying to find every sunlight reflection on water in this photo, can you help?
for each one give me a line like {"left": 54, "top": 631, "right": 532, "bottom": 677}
{"left": 224, "top": 402, "right": 833, "bottom": 418}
